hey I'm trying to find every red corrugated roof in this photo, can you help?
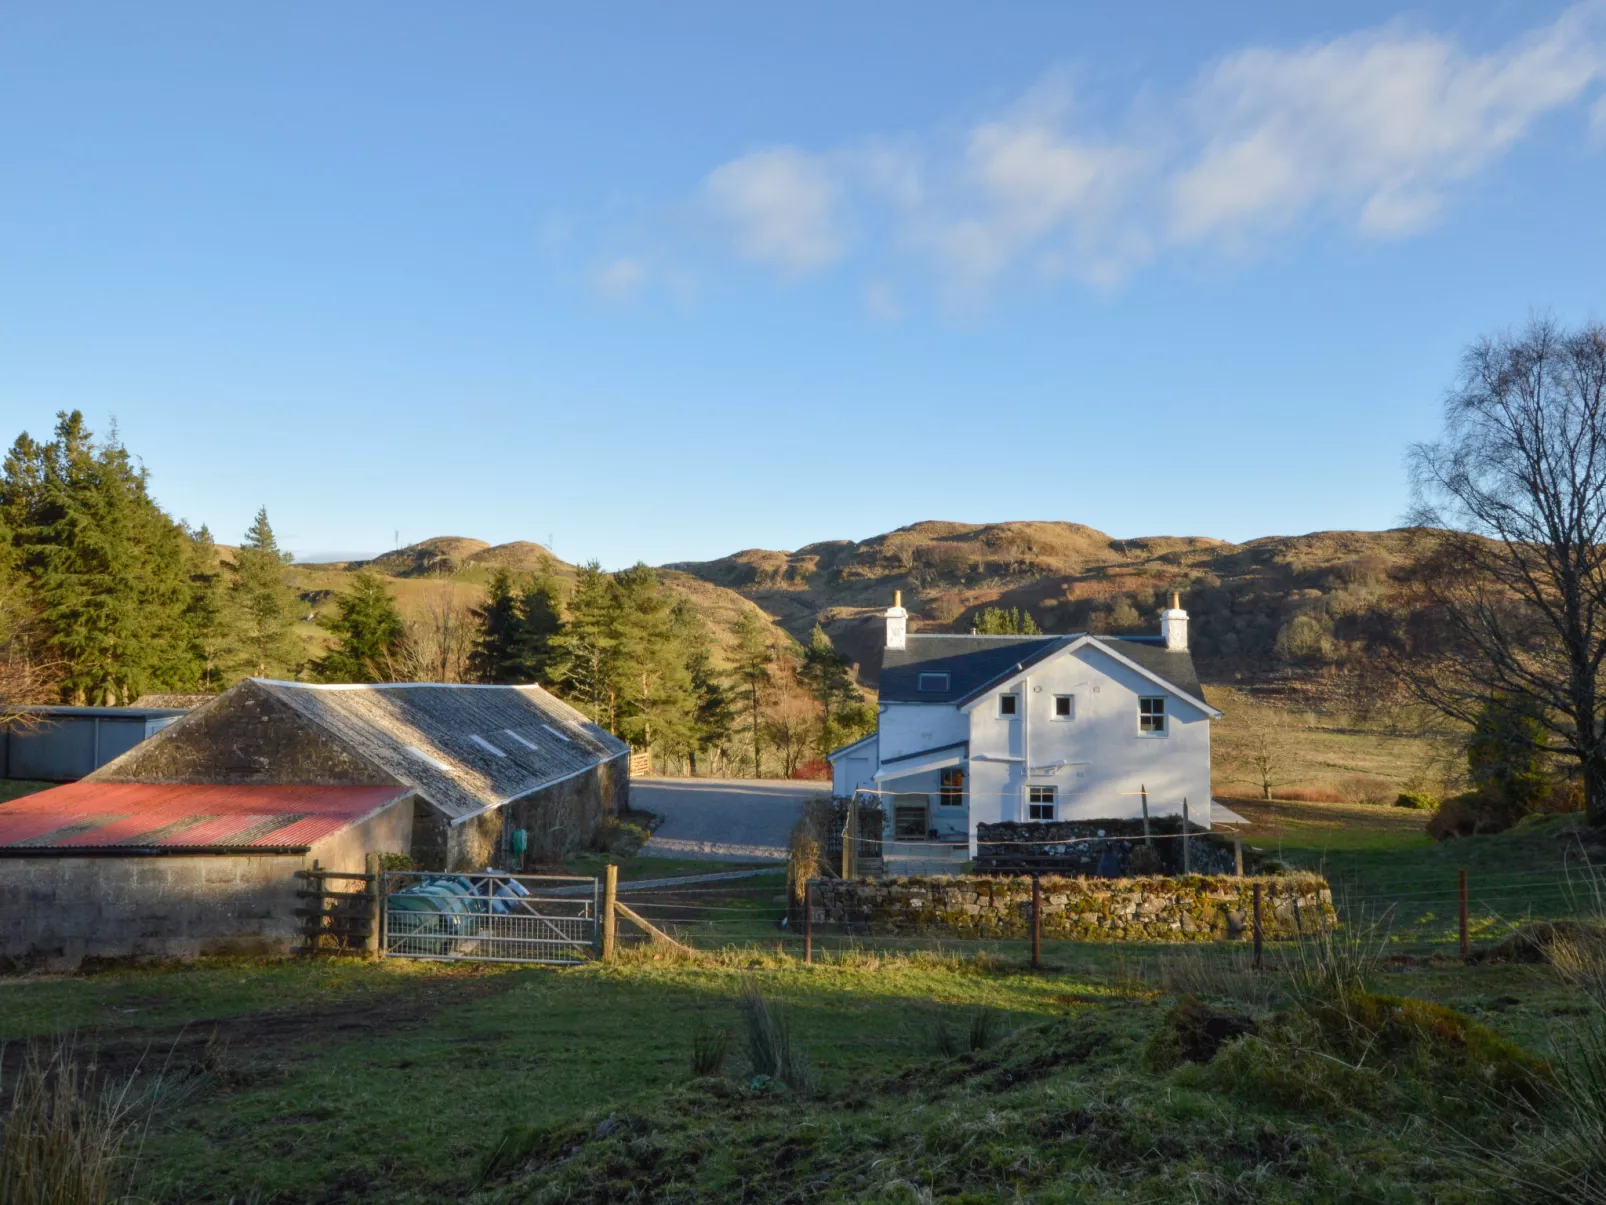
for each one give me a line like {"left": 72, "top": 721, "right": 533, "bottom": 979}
{"left": 0, "top": 782, "right": 411, "bottom": 852}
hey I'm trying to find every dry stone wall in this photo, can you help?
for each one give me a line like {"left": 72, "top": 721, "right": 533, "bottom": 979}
{"left": 812, "top": 873, "right": 1334, "bottom": 941}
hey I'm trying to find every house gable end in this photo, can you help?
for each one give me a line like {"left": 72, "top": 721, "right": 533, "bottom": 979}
{"left": 957, "top": 637, "right": 1220, "bottom": 718}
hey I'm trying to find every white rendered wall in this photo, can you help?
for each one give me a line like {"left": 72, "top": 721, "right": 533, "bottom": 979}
{"left": 877, "top": 702, "right": 968, "bottom": 762}
{"left": 965, "top": 642, "right": 1212, "bottom": 829}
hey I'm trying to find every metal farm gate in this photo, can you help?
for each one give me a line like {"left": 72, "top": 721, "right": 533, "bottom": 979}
{"left": 380, "top": 871, "right": 600, "bottom": 966}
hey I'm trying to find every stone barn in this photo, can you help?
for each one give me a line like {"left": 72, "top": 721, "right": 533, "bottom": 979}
{"left": 84, "top": 678, "right": 631, "bottom": 870}
{"left": 0, "top": 780, "right": 413, "bottom": 968}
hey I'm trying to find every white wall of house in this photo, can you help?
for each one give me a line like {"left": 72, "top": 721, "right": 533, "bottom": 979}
{"left": 963, "top": 642, "right": 1212, "bottom": 834}
{"left": 877, "top": 701, "right": 968, "bottom": 762}
{"left": 831, "top": 748, "right": 877, "bottom": 797}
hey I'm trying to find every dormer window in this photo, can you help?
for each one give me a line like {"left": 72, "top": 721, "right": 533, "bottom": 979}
{"left": 998, "top": 693, "right": 1019, "bottom": 717}
{"left": 917, "top": 672, "right": 950, "bottom": 693}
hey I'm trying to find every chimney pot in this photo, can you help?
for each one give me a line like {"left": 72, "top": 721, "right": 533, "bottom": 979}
{"left": 885, "top": 591, "right": 909, "bottom": 650}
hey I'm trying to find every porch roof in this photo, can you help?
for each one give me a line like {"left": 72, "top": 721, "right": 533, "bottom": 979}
{"left": 873, "top": 741, "right": 968, "bottom": 782}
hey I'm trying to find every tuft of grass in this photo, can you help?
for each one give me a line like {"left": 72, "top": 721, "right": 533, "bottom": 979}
{"left": 928, "top": 1005, "right": 1004, "bottom": 1057}
{"left": 739, "top": 978, "right": 813, "bottom": 1094}
{"left": 689, "top": 1018, "right": 732, "bottom": 1078}
{"left": 0, "top": 1040, "right": 140, "bottom": 1205}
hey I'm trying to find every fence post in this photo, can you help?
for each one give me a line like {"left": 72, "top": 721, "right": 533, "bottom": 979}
{"left": 1031, "top": 873, "right": 1042, "bottom": 970}
{"left": 602, "top": 863, "right": 618, "bottom": 962}
{"left": 1252, "top": 882, "right": 1264, "bottom": 971}
{"left": 364, "top": 852, "right": 381, "bottom": 958}
{"left": 1458, "top": 868, "right": 1469, "bottom": 960}
{"left": 1234, "top": 834, "right": 1244, "bottom": 877}
{"left": 804, "top": 880, "right": 814, "bottom": 965}
{"left": 1181, "top": 798, "right": 1191, "bottom": 874}
{"left": 1140, "top": 785, "right": 1152, "bottom": 848}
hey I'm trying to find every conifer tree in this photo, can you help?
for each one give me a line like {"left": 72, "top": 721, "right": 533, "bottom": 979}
{"left": 674, "top": 600, "right": 734, "bottom": 775}
{"left": 313, "top": 572, "right": 409, "bottom": 682}
{"left": 468, "top": 568, "right": 524, "bottom": 683}
{"left": 231, "top": 507, "right": 302, "bottom": 678}
{"left": 731, "top": 609, "right": 774, "bottom": 777}
{"left": 612, "top": 564, "right": 695, "bottom": 754}
{"left": 2, "top": 413, "right": 191, "bottom": 703}
{"left": 178, "top": 525, "right": 234, "bottom": 692}
{"left": 971, "top": 606, "right": 1041, "bottom": 635}
{"left": 518, "top": 565, "right": 565, "bottom": 684}
{"left": 800, "top": 624, "right": 866, "bottom": 756}
{"left": 552, "top": 562, "right": 621, "bottom": 725}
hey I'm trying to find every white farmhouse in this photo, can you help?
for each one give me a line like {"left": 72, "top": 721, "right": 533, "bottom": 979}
{"left": 828, "top": 592, "right": 1221, "bottom": 855}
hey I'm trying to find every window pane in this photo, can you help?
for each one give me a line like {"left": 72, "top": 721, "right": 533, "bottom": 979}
{"left": 1000, "top": 695, "right": 1017, "bottom": 715}
{"left": 1055, "top": 696, "right": 1071, "bottom": 716}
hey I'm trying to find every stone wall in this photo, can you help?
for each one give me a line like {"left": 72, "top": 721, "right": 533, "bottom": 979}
{"left": 91, "top": 681, "right": 393, "bottom": 788}
{"left": 448, "top": 752, "right": 629, "bottom": 871}
{"left": 812, "top": 873, "right": 1334, "bottom": 941}
{"left": 0, "top": 795, "right": 412, "bottom": 971}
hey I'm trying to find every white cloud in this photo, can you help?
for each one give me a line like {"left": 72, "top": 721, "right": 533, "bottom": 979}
{"left": 647, "top": 4, "right": 1606, "bottom": 301}
{"left": 593, "top": 257, "right": 648, "bottom": 301}
{"left": 1171, "top": 9, "right": 1606, "bottom": 244}
{"left": 864, "top": 279, "right": 902, "bottom": 321}
{"left": 702, "top": 147, "right": 845, "bottom": 274}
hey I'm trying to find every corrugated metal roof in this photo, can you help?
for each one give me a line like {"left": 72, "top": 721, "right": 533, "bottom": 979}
{"left": 0, "top": 782, "right": 411, "bottom": 853}
{"left": 249, "top": 681, "right": 631, "bottom": 824}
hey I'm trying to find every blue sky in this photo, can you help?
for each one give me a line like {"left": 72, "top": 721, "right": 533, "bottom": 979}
{"left": 3, "top": 2, "right": 1604, "bottom": 567}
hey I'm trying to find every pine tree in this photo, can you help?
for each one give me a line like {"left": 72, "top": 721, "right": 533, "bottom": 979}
{"left": 675, "top": 601, "right": 734, "bottom": 775}
{"left": 731, "top": 609, "right": 774, "bottom": 777}
{"left": 231, "top": 507, "right": 302, "bottom": 678}
{"left": 3, "top": 413, "right": 191, "bottom": 703}
{"left": 612, "top": 564, "right": 695, "bottom": 754}
{"left": 313, "top": 572, "right": 408, "bottom": 682}
{"left": 468, "top": 569, "right": 524, "bottom": 683}
{"left": 517, "top": 565, "right": 565, "bottom": 684}
{"left": 799, "top": 624, "right": 861, "bottom": 756}
{"left": 178, "top": 525, "right": 233, "bottom": 692}
{"left": 552, "top": 562, "right": 621, "bottom": 725}
{"left": 971, "top": 606, "right": 1042, "bottom": 635}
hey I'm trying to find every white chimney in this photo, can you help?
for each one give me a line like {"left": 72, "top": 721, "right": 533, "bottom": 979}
{"left": 1161, "top": 590, "right": 1188, "bottom": 651}
{"left": 885, "top": 590, "right": 908, "bottom": 650}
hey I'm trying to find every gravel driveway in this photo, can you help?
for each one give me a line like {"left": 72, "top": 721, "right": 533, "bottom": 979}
{"left": 631, "top": 777, "right": 824, "bottom": 862}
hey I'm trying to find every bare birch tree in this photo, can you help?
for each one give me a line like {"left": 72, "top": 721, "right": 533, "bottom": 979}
{"left": 1403, "top": 316, "right": 1606, "bottom": 826}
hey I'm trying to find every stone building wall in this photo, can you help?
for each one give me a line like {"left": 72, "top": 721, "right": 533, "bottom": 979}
{"left": 811, "top": 872, "right": 1333, "bottom": 941}
{"left": 90, "top": 681, "right": 394, "bottom": 788}
{"left": 448, "top": 752, "right": 629, "bottom": 871}
{"left": 0, "top": 796, "right": 412, "bottom": 971}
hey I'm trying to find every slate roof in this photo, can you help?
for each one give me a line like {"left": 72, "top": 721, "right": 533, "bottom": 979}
{"left": 879, "top": 634, "right": 1209, "bottom": 710}
{"left": 253, "top": 681, "right": 630, "bottom": 824}
{"left": 0, "top": 782, "right": 410, "bottom": 853}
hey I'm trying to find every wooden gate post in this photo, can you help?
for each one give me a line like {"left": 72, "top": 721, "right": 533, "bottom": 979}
{"left": 1031, "top": 873, "right": 1042, "bottom": 970}
{"left": 1140, "top": 785, "right": 1152, "bottom": 848}
{"left": 364, "top": 852, "right": 381, "bottom": 958}
{"left": 1234, "top": 835, "right": 1244, "bottom": 877}
{"left": 1458, "top": 868, "right": 1470, "bottom": 960}
{"left": 1252, "top": 882, "right": 1264, "bottom": 971}
{"left": 804, "top": 880, "right": 814, "bottom": 965}
{"left": 602, "top": 863, "right": 619, "bottom": 962}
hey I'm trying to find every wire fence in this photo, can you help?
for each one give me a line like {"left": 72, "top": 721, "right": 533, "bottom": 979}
{"left": 602, "top": 856, "right": 1606, "bottom": 963}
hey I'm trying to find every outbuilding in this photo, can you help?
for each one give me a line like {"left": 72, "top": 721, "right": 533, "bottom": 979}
{"left": 85, "top": 677, "right": 630, "bottom": 869}
{"left": 1, "top": 705, "right": 190, "bottom": 782}
{"left": 0, "top": 779, "right": 413, "bottom": 968}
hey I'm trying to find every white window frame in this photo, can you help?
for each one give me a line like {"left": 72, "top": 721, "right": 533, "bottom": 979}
{"left": 1052, "top": 694, "right": 1076, "bottom": 721}
{"left": 1138, "top": 696, "right": 1167, "bottom": 736}
{"left": 917, "top": 672, "right": 951, "bottom": 693}
{"left": 998, "top": 693, "right": 1019, "bottom": 718}
{"left": 1027, "top": 785, "right": 1056, "bottom": 821}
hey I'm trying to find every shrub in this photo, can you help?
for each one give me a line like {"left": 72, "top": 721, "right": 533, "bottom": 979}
{"left": 376, "top": 851, "right": 414, "bottom": 871}
{"left": 790, "top": 759, "right": 830, "bottom": 781}
{"left": 1128, "top": 844, "right": 1163, "bottom": 876}
{"left": 1340, "top": 775, "right": 1395, "bottom": 806}
{"left": 1394, "top": 791, "right": 1439, "bottom": 811}
{"left": 1427, "top": 789, "right": 1527, "bottom": 839}
{"left": 592, "top": 818, "right": 649, "bottom": 856}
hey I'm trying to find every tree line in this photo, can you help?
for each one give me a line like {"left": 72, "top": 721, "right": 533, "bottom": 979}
{"left": 0, "top": 410, "right": 872, "bottom": 776}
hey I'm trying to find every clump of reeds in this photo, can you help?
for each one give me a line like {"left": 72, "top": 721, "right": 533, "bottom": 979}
{"left": 0, "top": 1040, "right": 139, "bottom": 1205}
{"left": 689, "top": 1018, "right": 732, "bottom": 1078}
{"left": 739, "top": 978, "right": 813, "bottom": 1093}
{"left": 928, "top": 1005, "right": 1004, "bottom": 1057}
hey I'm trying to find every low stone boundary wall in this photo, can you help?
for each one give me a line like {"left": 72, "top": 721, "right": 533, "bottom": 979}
{"left": 812, "top": 873, "right": 1334, "bottom": 941}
